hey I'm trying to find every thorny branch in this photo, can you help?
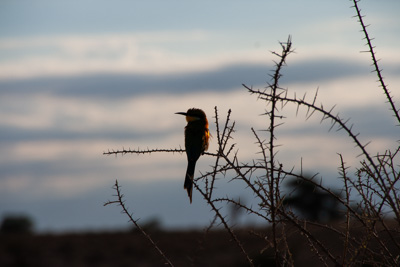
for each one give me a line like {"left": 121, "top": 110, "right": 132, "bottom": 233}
{"left": 351, "top": 0, "right": 400, "bottom": 125}
{"left": 104, "top": 180, "right": 174, "bottom": 267}
{"left": 103, "top": 147, "right": 216, "bottom": 157}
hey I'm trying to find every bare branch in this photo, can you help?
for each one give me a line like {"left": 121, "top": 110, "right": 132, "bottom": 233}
{"left": 104, "top": 180, "right": 174, "bottom": 266}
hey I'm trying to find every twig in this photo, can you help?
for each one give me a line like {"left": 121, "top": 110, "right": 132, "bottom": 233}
{"left": 351, "top": 0, "right": 400, "bottom": 125}
{"left": 104, "top": 180, "right": 174, "bottom": 267}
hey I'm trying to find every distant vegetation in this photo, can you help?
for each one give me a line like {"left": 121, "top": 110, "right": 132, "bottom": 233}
{"left": 0, "top": 215, "right": 34, "bottom": 234}
{"left": 104, "top": 1, "right": 400, "bottom": 266}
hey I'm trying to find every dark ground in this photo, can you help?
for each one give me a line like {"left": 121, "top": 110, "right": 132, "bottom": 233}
{"left": 1, "top": 224, "right": 399, "bottom": 267}
{"left": 0, "top": 229, "right": 268, "bottom": 267}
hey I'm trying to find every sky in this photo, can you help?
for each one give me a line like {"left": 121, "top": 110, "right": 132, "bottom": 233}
{"left": 0, "top": 1, "right": 399, "bottom": 233}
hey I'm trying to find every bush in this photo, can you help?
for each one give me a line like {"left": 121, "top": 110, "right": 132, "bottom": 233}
{"left": 104, "top": 1, "right": 400, "bottom": 266}
{"left": 0, "top": 215, "right": 34, "bottom": 234}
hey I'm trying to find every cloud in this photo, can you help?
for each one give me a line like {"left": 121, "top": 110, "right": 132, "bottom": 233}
{"left": 0, "top": 32, "right": 271, "bottom": 79}
{"left": 2, "top": 57, "right": 399, "bottom": 100}
{"left": 2, "top": 29, "right": 399, "bottom": 81}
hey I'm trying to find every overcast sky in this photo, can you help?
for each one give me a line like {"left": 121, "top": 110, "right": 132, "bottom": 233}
{"left": 0, "top": 0, "right": 399, "bottom": 232}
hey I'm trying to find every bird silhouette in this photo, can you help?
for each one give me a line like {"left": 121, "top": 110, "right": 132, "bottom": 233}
{"left": 176, "top": 108, "right": 210, "bottom": 203}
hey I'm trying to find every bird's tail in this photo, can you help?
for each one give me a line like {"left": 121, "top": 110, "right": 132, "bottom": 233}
{"left": 184, "top": 160, "right": 196, "bottom": 203}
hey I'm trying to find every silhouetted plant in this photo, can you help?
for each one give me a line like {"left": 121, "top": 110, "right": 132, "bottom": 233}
{"left": 283, "top": 176, "right": 345, "bottom": 223}
{"left": 104, "top": 1, "right": 400, "bottom": 265}
{"left": 0, "top": 215, "right": 34, "bottom": 234}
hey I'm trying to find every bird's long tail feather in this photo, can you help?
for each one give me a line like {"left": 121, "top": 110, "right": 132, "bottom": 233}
{"left": 184, "top": 161, "right": 196, "bottom": 203}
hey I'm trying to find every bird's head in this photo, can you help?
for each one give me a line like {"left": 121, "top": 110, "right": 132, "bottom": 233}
{"left": 175, "top": 108, "right": 207, "bottom": 123}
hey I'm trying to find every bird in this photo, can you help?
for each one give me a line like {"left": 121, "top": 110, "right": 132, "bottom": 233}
{"left": 175, "top": 108, "right": 210, "bottom": 203}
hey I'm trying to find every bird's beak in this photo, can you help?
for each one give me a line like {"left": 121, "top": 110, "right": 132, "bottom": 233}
{"left": 175, "top": 112, "right": 187, "bottom": 116}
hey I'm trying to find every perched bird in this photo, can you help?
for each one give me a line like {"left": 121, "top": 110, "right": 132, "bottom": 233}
{"left": 176, "top": 108, "right": 210, "bottom": 203}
